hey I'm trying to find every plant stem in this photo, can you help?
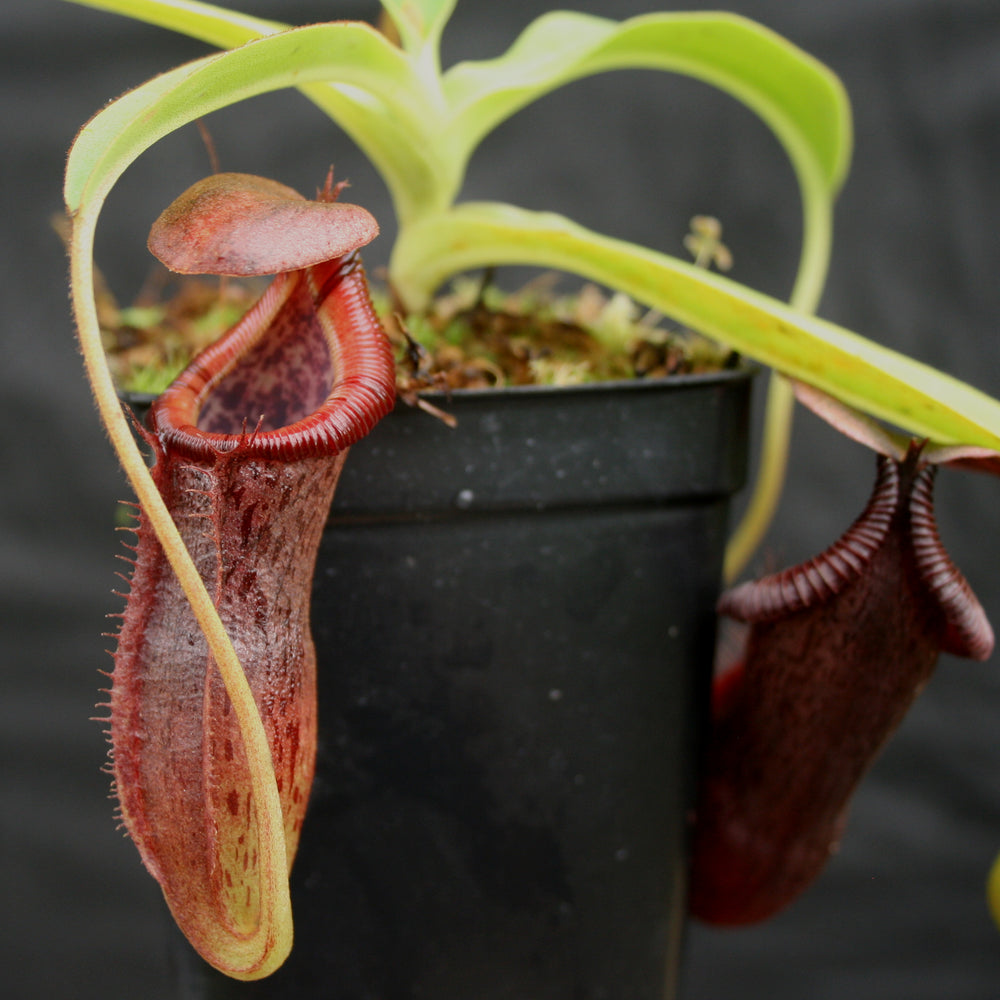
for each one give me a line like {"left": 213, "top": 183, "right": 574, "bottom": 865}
{"left": 723, "top": 167, "right": 836, "bottom": 582}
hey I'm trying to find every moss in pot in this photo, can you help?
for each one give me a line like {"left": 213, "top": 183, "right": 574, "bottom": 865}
{"left": 61, "top": 0, "right": 1000, "bottom": 994}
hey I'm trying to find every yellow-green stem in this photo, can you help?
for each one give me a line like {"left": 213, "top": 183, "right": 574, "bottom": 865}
{"left": 722, "top": 170, "right": 835, "bottom": 583}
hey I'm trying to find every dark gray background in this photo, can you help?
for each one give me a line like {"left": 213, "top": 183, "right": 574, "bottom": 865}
{"left": 3, "top": 1, "right": 999, "bottom": 997}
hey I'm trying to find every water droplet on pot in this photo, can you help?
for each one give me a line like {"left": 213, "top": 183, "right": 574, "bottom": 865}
{"left": 455, "top": 488, "right": 475, "bottom": 509}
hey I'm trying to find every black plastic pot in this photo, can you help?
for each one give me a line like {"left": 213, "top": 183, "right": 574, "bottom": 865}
{"left": 160, "top": 369, "right": 752, "bottom": 999}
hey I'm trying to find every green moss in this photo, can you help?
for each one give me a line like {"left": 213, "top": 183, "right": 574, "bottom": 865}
{"left": 106, "top": 271, "right": 732, "bottom": 399}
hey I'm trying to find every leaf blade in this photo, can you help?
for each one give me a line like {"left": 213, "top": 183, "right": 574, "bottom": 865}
{"left": 64, "top": 22, "right": 428, "bottom": 215}
{"left": 63, "top": 0, "right": 286, "bottom": 48}
{"left": 392, "top": 202, "right": 1000, "bottom": 451}
{"left": 443, "top": 11, "right": 851, "bottom": 200}
{"left": 62, "top": 16, "right": 445, "bottom": 224}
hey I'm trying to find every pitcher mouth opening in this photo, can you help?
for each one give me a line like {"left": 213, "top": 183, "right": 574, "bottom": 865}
{"left": 148, "top": 256, "right": 396, "bottom": 463}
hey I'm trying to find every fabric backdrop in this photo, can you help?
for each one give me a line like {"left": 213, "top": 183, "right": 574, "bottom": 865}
{"left": 2, "top": 1, "right": 999, "bottom": 997}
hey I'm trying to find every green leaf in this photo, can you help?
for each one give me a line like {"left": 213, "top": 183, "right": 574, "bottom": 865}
{"left": 442, "top": 11, "right": 851, "bottom": 233}
{"left": 391, "top": 202, "right": 1000, "bottom": 451}
{"left": 63, "top": 0, "right": 285, "bottom": 48}
{"left": 62, "top": 2, "right": 447, "bottom": 223}
{"left": 65, "top": 22, "right": 428, "bottom": 215}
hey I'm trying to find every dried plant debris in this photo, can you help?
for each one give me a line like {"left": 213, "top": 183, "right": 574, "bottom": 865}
{"left": 103, "top": 271, "right": 734, "bottom": 397}
{"left": 385, "top": 274, "right": 734, "bottom": 395}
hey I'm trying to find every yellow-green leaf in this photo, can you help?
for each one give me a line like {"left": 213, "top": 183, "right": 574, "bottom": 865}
{"left": 65, "top": 23, "right": 426, "bottom": 217}
{"left": 447, "top": 11, "right": 849, "bottom": 183}
{"left": 64, "top": 0, "right": 285, "bottom": 48}
{"left": 443, "top": 10, "right": 851, "bottom": 301}
{"left": 392, "top": 202, "right": 1000, "bottom": 451}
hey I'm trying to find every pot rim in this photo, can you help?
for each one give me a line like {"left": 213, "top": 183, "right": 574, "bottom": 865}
{"left": 120, "top": 362, "right": 757, "bottom": 411}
